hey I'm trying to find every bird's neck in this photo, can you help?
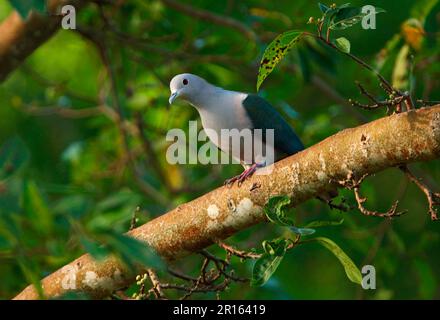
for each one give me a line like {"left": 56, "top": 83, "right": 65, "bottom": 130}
{"left": 188, "top": 85, "right": 226, "bottom": 110}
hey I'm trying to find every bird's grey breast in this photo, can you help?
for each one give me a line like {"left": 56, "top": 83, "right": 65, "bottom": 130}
{"left": 198, "top": 91, "right": 252, "bottom": 146}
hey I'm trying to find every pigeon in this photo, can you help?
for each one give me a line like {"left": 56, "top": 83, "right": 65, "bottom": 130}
{"left": 169, "top": 73, "right": 304, "bottom": 186}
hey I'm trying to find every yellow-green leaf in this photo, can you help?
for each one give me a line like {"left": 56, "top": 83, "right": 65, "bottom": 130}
{"left": 392, "top": 44, "right": 410, "bottom": 90}
{"left": 314, "top": 237, "right": 362, "bottom": 285}
{"left": 257, "top": 30, "right": 303, "bottom": 91}
{"left": 251, "top": 253, "right": 285, "bottom": 286}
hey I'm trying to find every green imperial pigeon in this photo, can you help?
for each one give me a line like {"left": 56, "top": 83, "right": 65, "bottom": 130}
{"left": 169, "top": 73, "right": 304, "bottom": 185}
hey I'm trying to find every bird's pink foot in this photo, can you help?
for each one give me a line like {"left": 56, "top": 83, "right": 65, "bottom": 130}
{"left": 224, "top": 163, "right": 260, "bottom": 187}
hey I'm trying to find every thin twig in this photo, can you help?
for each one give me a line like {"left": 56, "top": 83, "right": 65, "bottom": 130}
{"left": 400, "top": 165, "right": 440, "bottom": 221}
{"left": 338, "top": 172, "right": 406, "bottom": 219}
{"left": 146, "top": 269, "right": 166, "bottom": 299}
{"left": 216, "top": 241, "right": 261, "bottom": 260}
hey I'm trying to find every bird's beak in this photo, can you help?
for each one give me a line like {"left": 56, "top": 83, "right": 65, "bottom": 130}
{"left": 169, "top": 91, "right": 179, "bottom": 105}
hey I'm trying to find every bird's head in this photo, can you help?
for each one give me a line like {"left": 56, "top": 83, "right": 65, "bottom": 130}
{"left": 169, "top": 73, "right": 208, "bottom": 105}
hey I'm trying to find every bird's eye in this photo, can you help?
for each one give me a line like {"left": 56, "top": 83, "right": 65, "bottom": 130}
{"left": 183, "top": 79, "right": 188, "bottom": 85}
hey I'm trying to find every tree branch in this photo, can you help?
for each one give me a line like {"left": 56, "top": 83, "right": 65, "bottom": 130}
{"left": 0, "top": 0, "right": 86, "bottom": 82}
{"left": 14, "top": 105, "right": 440, "bottom": 299}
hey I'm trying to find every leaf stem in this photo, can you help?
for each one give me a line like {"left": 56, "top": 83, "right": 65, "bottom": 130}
{"left": 303, "top": 32, "right": 395, "bottom": 94}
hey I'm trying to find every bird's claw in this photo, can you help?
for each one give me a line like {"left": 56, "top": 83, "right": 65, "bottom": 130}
{"left": 224, "top": 164, "right": 258, "bottom": 188}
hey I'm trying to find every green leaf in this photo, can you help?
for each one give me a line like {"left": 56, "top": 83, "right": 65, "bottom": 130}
{"left": 102, "top": 232, "right": 164, "bottom": 271}
{"left": 264, "top": 195, "right": 295, "bottom": 226}
{"left": 79, "top": 236, "right": 110, "bottom": 261}
{"left": 329, "top": 7, "right": 365, "bottom": 30}
{"left": 335, "top": 37, "right": 351, "bottom": 53}
{"left": 264, "top": 196, "right": 314, "bottom": 235}
{"left": 0, "top": 136, "right": 30, "bottom": 181}
{"left": 17, "top": 256, "right": 45, "bottom": 299}
{"left": 328, "top": 6, "right": 386, "bottom": 30}
{"left": 252, "top": 238, "right": 289, "bottom": 286}
{"left": 251, "top": 253, "right": 285, "bottom": 286}
{"left": 290, "top": 226, "right": 316, "bottom": 235}
{"left": 392, "top": 44, "right": 410, "bottom": 90}
{"left": 304, "top": 219, "right": 344, "bottom": 228}
{"left": 318, "top": 3, "right": 330, "bottom": 13}
{"left": 262, "top": 238, "right": 289, "bottom": 256}
{"left": 313, "top": 237, "right": 362, "bottom": 284}
{"left": 53, "top": 195, "right": 92, "bottom": 219}
{"left": 96, "top": 190, "right": 141, "bottom": 212}
{"left": 8, "top": 0, "right": 47, "bottom": 19}
{"left": 257, "top": 30, "right": 303, "bottom": 91}
{"left": 22, "top": 180, "right": 53, "bottom": 234}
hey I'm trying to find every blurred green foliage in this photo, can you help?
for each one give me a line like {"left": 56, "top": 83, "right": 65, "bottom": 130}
{"left": 0, "top": 0, "right": 439, "bottom": 299}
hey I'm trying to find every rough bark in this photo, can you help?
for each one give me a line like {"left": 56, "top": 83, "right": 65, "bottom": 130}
{"left": 13, "top": 105, "right": 440, "bottom": 299}
{"left": 0, "top": 0, "right": 85, "bottom": 82}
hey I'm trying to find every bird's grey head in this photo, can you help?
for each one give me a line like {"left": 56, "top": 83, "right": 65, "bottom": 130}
{"left": 169, "top": 73, "right": 210, "bottom": 106}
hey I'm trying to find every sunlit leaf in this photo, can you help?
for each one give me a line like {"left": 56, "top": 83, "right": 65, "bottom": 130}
{"left": 257, "top": 30, "right": 303, "bottom": 91}
{"left": 392, "top": 44, "right": 410, "bottom": 90}
{"left": 313, "top": 237, "right": 362, "bottom": 284}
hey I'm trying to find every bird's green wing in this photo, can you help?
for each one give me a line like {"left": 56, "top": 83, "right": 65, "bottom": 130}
{"left": 242, "top": 94, "right": 304, "bottom": 157}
